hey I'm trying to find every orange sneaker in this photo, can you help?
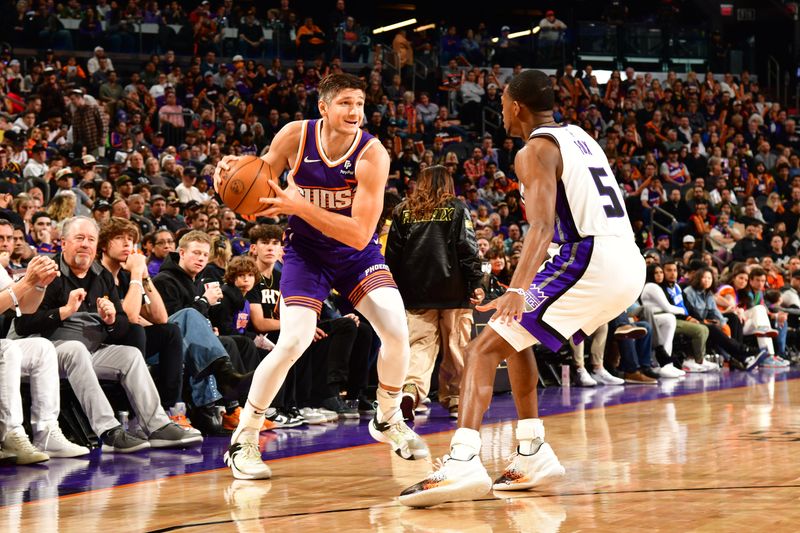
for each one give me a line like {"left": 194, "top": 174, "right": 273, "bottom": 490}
{"left": 222, "top": 407, "right": 242, "bottom": 431}
{"left": 169, "top": 413, "right": 202, "bottom": 435}
{"left": 223, "top": 407, "right": 276, "bottom": 432}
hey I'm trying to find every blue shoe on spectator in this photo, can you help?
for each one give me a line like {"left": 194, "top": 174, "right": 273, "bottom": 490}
{"left": 760, "top": 355, "right": 790, "bottom": 368}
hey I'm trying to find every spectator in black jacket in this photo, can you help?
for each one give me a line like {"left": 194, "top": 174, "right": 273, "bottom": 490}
{"left": 98, "top": 218, "right": 191, "bottom": 430}
{"left": 12, "top": 216, "right": 198, "bottom": 452}
{"left": 386, "top": 165, "right": 485, "bottom": 420}
{"left": 732, "top": 218, "right": 766, "bottom": 262}
{"left": 153, "top": 230, "right": 258, "bottom": 435}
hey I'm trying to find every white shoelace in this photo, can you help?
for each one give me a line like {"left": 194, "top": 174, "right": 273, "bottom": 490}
{"left": 43, "top": 425, "right": 69, "bottom": 447}
{"left": 505, "top": 451, "right": 520, "bottom": 463}
{"left": 9, "top": 431, "right": 40, "bottom": 453}
{"left": 239, "top": 441, "right": 263, "bottom": 463}
{"left": 425, "top": 454, "right": 451, "bottom": 481}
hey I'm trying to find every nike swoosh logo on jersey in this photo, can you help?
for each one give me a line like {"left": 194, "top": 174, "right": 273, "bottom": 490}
{"left": 304, "top": 156, "right": 321, "bottom": 163}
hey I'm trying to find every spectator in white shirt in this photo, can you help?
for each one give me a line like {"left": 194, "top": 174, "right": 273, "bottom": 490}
{"left": 149, "top": 73, "right": 169, "bottom": 99}
{"left": 23, "top": 145, "right": 48, "bottom": 180}
{"left": 11, "top": 111, "right": 36, "bottom": 135}
{"left": 175, "top": 168, "right": 208, "bottom": 205}
{"left": 87, "top": 46, "right": 115, "bottom": 76}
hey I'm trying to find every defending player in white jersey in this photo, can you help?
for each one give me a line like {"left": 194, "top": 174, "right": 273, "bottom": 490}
{"left": 398, "top": 69, "right": 646, "bottom": 507}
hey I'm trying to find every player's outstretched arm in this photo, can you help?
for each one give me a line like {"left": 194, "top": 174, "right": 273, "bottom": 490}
{"left": 259, "top": 141, "right": 389, "bottom": 251}
{"left": 476, "top": 137, "right": 560, "bottom": 323}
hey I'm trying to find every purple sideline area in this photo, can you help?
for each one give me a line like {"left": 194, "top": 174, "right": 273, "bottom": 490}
{"left": 2, "top": 368, "right": 798, "bottom": 505}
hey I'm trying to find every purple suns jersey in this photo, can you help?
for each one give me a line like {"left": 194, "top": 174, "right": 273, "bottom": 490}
{"left": 286, "top": 119, "right": 381, "bottom": 250}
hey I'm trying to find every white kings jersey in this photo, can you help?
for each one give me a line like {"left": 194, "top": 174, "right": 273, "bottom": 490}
{"left": 526, "top": 124, "right": 634, "bottom": 244}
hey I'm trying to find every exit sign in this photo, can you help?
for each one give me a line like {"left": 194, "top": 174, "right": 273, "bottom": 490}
{"left": 737, "top": 8, "right": 756, "bottom": 20}
{"left": 720, "top": 3, "right": 733, "bottom": 16}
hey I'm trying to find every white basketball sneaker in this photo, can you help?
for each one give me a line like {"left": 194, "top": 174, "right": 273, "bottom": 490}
{"left": 592, "top": 367, "right": 625, "bottom": 385}
{"left": 224, "top": 431, "right": 271, "bottom": 480}
{"left": 681, "top": 359, "right": 706, "bottom": 373}
{"left": 34, "top": 422, "right": 90, "bottom": 458}
{"left": 398, "top": 453, "right": 492, "bottom": 507}
{"left": 369, "top": 409, "right": 429, "bottom": 460}
{"left": 657, "top": 363, "right": 686, "bottom": 378}
{"left": 575, "top": 367, "right": 597, "bottom": 387}
{"left": 493, "top": 439, "right": 566, "bottom": 491}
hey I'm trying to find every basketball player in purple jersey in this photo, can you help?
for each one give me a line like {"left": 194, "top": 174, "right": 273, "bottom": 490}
{"left": 213, "top": 73, "right": 429, "bottom": 480}
{"left": 398, "top": 69, "right": 645, "bottom": 506}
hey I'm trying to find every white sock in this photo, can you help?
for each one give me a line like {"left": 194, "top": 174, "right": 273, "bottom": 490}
{"left": 516, "top": 418, "right": 545, "bottom": 454}
{"left": 376, "top": 387, "right": 401, "bottom": 423}
{"left": 757, "top": 337, "right": 775, "bottom": 355}
{"left": 232, "top": 400, "right": 267, "bottom": 444}
{"left": 450, "top": 427, "right": 481, "bottom": 460}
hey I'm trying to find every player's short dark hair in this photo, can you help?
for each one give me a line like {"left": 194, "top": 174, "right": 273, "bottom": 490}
{"left": 318, "top": 73, "right": 366, "bottom": 104}
{"left": 31, "top": 211, "right": 51, "bottom": 225}
{"left": 248, "top": 224, "right": 283, "bottom": 243}
{"left": 507, "top": 69, "right": 554, "bottom": 113}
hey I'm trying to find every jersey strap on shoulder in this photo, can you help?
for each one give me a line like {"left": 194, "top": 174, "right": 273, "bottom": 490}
{"left": 289, "top": 120, "right": 311, "bottom": 177}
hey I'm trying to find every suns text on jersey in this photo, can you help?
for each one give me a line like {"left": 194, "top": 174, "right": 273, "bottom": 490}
{"left": 298, "top": 186, "right": 353, "bottom": 210}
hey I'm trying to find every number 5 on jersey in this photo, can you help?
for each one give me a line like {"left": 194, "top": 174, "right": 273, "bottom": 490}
{"left": 589, "top": 167, "right": 624, "bottom": 218}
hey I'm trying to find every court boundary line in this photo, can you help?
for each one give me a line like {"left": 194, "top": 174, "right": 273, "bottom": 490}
{"left": 145, "top": 483, "right": 800, "bottom": 532}
{"left": 8, "top": 373, "right": 799, "bottom": 509}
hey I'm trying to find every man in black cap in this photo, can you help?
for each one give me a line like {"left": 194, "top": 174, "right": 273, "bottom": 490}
{"left": 151, "top": 131, "right": 167, "bottom": 159}
{"left": 23, "top": 144, "right": 49, "bottom": 181}
{"left": 654, "top": 234, "right": 674, "bottom": 265}
{"left": 116, "top": 175, "right": 135, "bottom": 199}
{"left": 240, "top": 130, "right": 257, "bottom": 156}
{"left": 92, "top": 199, "right": 112, "bottom": 224}
{"left": 164, "top": 198, "right": 187, "bottom": 231}
{"left": 147, "top": 195, "right": 178, "bottom": 234}
{"left": 659, "top": 146, "right": 691, "bottom": 188}
{"left": 177, "top": 144, "right": 191, "bottom": 165}
{"left": 176, "top": 166, "right": 204, "bottom": 204}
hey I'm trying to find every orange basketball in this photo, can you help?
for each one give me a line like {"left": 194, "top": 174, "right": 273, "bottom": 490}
{"left": 218, "top": 155, "right": 277, "bottom": 216}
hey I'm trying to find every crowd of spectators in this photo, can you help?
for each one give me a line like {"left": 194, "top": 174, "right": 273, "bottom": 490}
{"left": 0, "top": 0, "right": 798, "bottom": 465}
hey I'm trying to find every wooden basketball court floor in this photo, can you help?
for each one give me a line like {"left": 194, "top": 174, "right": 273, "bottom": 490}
{"left": 3, "top": 369, "right": 800, "bottom": 532}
